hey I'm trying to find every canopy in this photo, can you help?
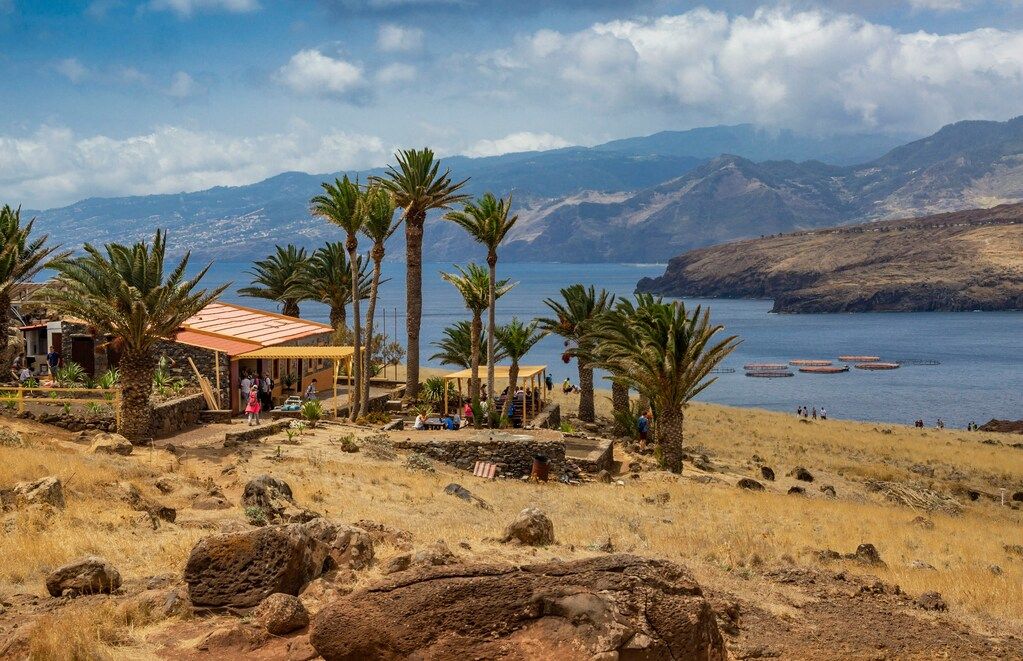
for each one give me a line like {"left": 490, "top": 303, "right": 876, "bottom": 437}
{"left": 234, "top": 345, "right": 355, "bottom": 360}
{"left": 442, "top": 365, "right": 546, "bottom": 381}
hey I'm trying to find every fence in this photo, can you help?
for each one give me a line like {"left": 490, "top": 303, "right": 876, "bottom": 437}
{"left": 0, "top": 385, "right": 122, "bottom": 429}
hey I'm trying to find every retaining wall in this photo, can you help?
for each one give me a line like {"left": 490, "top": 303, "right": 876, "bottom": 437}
{"left": 394, "top": 433, "right": 579, "bottom": 479}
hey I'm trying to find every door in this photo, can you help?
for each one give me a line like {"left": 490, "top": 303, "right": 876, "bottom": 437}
{"left": 70, "top": 336, "right": 96, "bottom": 377}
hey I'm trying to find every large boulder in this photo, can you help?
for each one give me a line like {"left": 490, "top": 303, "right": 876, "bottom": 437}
{"left": 254, "top": 593, "right": 310, "bottom": 635}
{"left": 184, "top": 524, "right": 328, "bottom": 609}
{"left": 14, "top": 476, "right": 65, "bottom": 509}
{"left": 309, "top": 554, "right": 725, "bottom": 660}
{"left": 45, "top": 556, "right": 121, "bottom": 597}
{"left": 500, "top": 507, "right": 554, "bottom": 546}
{"left": 89, "top": 432, "right": 133, "bottom": 456}
{"left": 303, "top": 520, "right": 375, "bottom": 570}
{"left": 242, "top": 474, "right": 315, "bottom": 524}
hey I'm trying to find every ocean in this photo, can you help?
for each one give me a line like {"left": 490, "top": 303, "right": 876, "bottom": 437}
{"left": 205, "top": 261, "right": 1022, "bottom": 429}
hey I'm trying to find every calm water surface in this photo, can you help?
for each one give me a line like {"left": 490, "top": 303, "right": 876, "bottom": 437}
{"left": 206, "top": 261, "right": 1022, "bottom": 428}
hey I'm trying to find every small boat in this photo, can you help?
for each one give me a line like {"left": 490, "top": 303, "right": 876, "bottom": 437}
{"left": 839, "top": 355, "right": 879, "bottom": 362}
{"left": 744, "top": 363, "right": 788, "bottom": 371}
{"left": 799, "top": 365, "right": 850, "bottom": 374}
{"left": 789, "top": 359, "right": 833, "bottom": 367}
{"left": 854, "top": 362, "right": 900, "bottom": 370}
{"left": 746, "top": 370, "right": 794, "bottom": 378}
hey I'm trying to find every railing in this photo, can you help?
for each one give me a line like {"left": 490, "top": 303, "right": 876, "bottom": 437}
{"left": 0, "top": 385, "right": 122, "bottom": 429}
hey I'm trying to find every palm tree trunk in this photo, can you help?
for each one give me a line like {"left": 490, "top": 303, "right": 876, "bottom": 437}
{"left": 501, "top": 361, "right": 519, "bottom": 420}
{"left": 282, "top": 300, "right": 300, "bottom": 317}
{"left": 404, "top": 214, "right": 424, "bottom": 403}
{"left": 486, "top": 253, "right": 497, "bottom": 426}
{"left": 470, "top": 313, "right": 482, "bottom": 427}
{"left": 611, "top": 380, "right": 629, "bottom": 435}
{"left": 347, "top": 242, "right": 362, "bottom": 421}
{"left": 117, "top": 349, "right": 156, "bottom": 442}
{"left": 578, "top": 364, "right": 595, "bottom": 422}
{"left": 656, "top": 406, "right": 685, "bottom": 473}
{"left": 329, "top": 306, "right": 347, "bottom": 345}
{"left": 0, "top": 294, "right": 12, "bottom": 365}
{"left": 361, "top": 247, "right": 384, "bottom": 417}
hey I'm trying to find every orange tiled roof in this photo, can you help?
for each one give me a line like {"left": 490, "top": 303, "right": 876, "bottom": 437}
{"left": 180, "top": 302, "right": 331, "bottom": 349}
{"left": 172, "top": 329, "right": 262, "bottom": 356}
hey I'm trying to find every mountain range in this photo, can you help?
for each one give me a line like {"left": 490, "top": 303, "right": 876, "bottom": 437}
{"left": 26, "top": 118, "right": 1023, "bottom": 263}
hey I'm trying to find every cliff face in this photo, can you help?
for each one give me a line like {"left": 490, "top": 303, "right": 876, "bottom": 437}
{"left": 637, "top": 205, "right": 1023, "bottom": 313}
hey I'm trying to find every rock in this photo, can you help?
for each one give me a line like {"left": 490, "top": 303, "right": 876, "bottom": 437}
{"left": 88, "top": 432, "right": 133, "bottom": 456}
{"left": 381, "top": 554, "right": 412, "bottom": 575}
{"left": 184, "top": 524, "right": 328, "bottom": 608}
{"left": 443, "top": 483, "right": 490, "bottom": 510}
{"left": 13, "top": 476, "right": 64, "bottom": 509}
{"left": 0, "top": 429, "right": 25, "bottom": 447}
{"left": 911, "top": 515, "right": 935, "bottom": 530}
{"left": 643, "top": 492, "right": 670, "bottom": 505}
{"left": 788, "top": 467, "right": 814, "bottom": 482}
{"left": 299, "top": 574, "right": 355, "bottom": 614}
{"left": 242, "top": 474, "right": 299, "bottom": 522}
{"left": 155, "top": 477, "right": 176, "bottom": 493}
{"left": 916, "top": 591, "right": 947, "bottom": 611}
{"left": 737, "top": 478, "right": 764, "bottom": 491}
{"left": 909, "top": 464, "right": 935, "bottom": 477}
{"left": 819, "top": 484, "right": 836, "bottom": 498}
{"left": 589, "top": 536, "right": 615, "bottom": 553}
{"left": 45, "top": 556, "right": 121, "bottom": 597}
{"left": 989, "top": 564, "right": 1003, "bottom": 576}
{"left": 760, "top": 466, "right": 775, "bottom": 481}
{"left": 596, "top": 469, "right": 613, "bottom": 484}
{"left": 193, "top": 495, "right": 232, "bottom": 510}
{"left": 910, "top": 560, "right": 937, "bottom": 571}
{"left": 787, "top": 486, "right": 805, "bottom": 495}
{"left": 382, "top": 541, "right": 460, "bottom": 576}
{"left": 851, "top": 543, "right": 885, "bottom": 566}
{"left": 353, "top": 520, "right": 413, "bottom": 550}
{"left": 1012, "top": 491, "right": 1023, "bottom": 502}
{"left": 309, "top": 555, "right": 724, "bottom": 661}
{"left": 303, "top": 520, "right": 375, "bottom": 570}
{"left": 254, "top": 593, "right": 310, "bottom": 635}
{"left": 500, "top": 507, "right": 554, "bottom": 546}
{"left": 118, "top": 482, "right": 176, "bottom": 523}
{"left": 405, "top": 453, "right": 435, "bottom": 472}
{"left": 693, "top": 456, "right": 714, "bottom": 472}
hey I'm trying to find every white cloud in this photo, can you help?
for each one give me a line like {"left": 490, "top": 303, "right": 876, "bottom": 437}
{"left": 167, "top": 71, "right": 198, "bottom": 98}
{"left": 908, "top": 0, "right": 963, "bottom": 9}
{"left": 54, "top": 58, "right": 89, "bottom": 84}
{"left": 465, "top": 131, "right": 571, "bottom": 157}
{"left": 488, "top": 7, "right": 1023, "bottom": 134}
{"left": 276, "top": 49, "right": 365, "bottom": 97}
{"left": 148, "top": 0, "right": 259, "bottom": 17}
{"left": 375, "top": 62, "right": 417, "bottom": 84}
{"left": 376, "top": 24, "right": 424, "bottom": 52}
{"left": 0, "top": 125, "right": 390, "bottom": 209}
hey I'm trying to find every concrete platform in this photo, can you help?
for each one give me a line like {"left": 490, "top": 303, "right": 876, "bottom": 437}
{"left": 564, "top": 436, "right": 615, "bottom": 473}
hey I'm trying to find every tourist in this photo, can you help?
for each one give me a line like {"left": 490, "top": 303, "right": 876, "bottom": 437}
{"left": 820, "top": 407, "right": 827, "bottom": 420}
{"left": 10, "top": 354, "right": 24, "bottom": 381}
{"left": 46, "top": 345, "right": 60, "bottom": 376}
{"left": 240, "top": 372, "right": 252, "bottom": 407}
{"left": 260, "top": 372, "right": 273, "bottom": 411}
{"left": 563, "top": 377, "right": 573, "bottom": 394}
{"left": 414, "top": 412, "right": 426, "bottom": 430}
{"left": 637, "top": 410, "right": 649, "bottom": 448}
{"left": 545, "top": 374, "right": 553, "bottom": 391}
{"left": 244, "top": 388, "right": 261, "bottom": 426}
{"left": 796, "top": 406, "right": 802, "bottom": 417}
{"left": 812, "top": 406, "right": 818, "bottom": 420}
{"left": 18, "top": 365, "right": 32, "bottom": 384}
{"left": 936, "top": 418, "right": 944, "bottom": 429}
{"left": 304, "top": 379, "right": 317, "bottom": 400}
{"left": 463, "top": 401, "right": 473, "bottom": 421}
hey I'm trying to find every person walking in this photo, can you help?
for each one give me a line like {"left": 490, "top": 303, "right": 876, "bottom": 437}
{"left": 545, "top": 373, "right": 553, "bottom": 392}
{"left": 812, "top": 406, "right": 818, "bottom": 420}
{"left": 245, "top": 388, "right": 261, "bottom": 425}
{"left": 46, "top": 345, "right": 61, "bottom": 376}
{"left": 637, "top": 410, "right": 650, "bottom": 449}
{"left": 820, "top": 407, "right": 827, "bottom": 420}
{"left": 260, "top": 372, "right": 273, "bottom": 412}
{"left": 240, "top": 371, "right": 252, "bottom": 412}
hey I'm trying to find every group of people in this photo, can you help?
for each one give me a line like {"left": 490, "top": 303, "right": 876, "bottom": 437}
{"left": 915, "top": 418, "right": 945, "bottom": 429}
{"left": 240, "top": 370, "right": 275, "bottom": 426}
{"left": 796, "top": 405, "right": 826, "bottom": 420}
{"left": 8, "top": 346, "right": 62, "bottom": 384}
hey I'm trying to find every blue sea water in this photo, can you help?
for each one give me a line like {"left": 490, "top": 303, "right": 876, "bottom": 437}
{"left": 205, "top": 261, "right": 1022, "bottom": 429}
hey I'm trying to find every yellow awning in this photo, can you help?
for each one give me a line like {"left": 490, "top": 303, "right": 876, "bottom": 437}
{"left": 443, "top": 365, "right": 547, "bottom": 381}
{"left": 233, "top": 345, "right": 356, "bottom": 360}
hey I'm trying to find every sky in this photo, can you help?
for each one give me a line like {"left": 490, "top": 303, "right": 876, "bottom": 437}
{"left": 3, "top": 0, "right": 1023, "bottom": 209}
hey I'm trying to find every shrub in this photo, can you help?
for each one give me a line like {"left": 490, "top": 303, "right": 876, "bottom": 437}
{"left": 301, "top": 399, "right": 323, "bottom": 425}
{"left": 336, "top": 433, "right": 360, "bottom": 453}
{"left": 244, "top": 506, "right": 267, "bottom": 526}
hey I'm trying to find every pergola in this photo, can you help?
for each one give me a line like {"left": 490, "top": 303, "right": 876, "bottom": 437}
{"left": 442, "top": 365, "right": 548, "bottom": 421}
{"left": 234, "top": 345, "right": 356, "bottom": 418}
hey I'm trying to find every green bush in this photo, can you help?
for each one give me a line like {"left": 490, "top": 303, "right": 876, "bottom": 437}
{"left": 301, "top": 399, "right": 323, "bottom": 425}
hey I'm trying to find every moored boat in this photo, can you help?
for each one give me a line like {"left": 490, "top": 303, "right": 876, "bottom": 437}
{"left": 744, "top": 363, "right": 788, "bottom": 371}
{"left": 854, "top": 362, "right": 900, "bottom": 370}
{"left": 799, "top": 365, "right": 850, "bottom": 374}
{"left": 789, "top": 359, "right": 833, "bottom": 366}
{"left": 839, "top": 355, "right": 880, "bottom": 362}
{"left": 746, "top": 370, "right": 794, "bottom": 378}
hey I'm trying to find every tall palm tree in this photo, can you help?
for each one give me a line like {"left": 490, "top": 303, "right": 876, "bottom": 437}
{"left": 296, "top": 242, "right": 371, "bottom": 343}
{"left": 0, "top": 205, "right": 66, "bottom": 357}
{"left": 358, "top": 184, "right": 399, "bottom": 416}
{"left": 587, "top": 294, "right": 739, "bottom": 473}
{"left": 429, "top": 320, "right": 507, "bottom": 369}
{"left": 311, "top": 176, "right": 364, "bottom": 420}
{"left": 494, "top": 317, "right": 544, "bottom": 420}
{"left": 238, "top": 244, "right": 308, "bottom": 317}
{"left": 370, "top": 148, "right": 469, "bottom": 402}
{"left": 444, "top": 193, "right": 517, "bottom": 419}
{"left": 45, "top": 231, "right": 226, "bottom": 441}
{"left": 538, "top": 284, "right": 613, "bottom": 423}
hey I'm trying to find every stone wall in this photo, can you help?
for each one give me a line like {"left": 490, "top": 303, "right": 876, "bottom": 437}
{"left": 394, "top": 433, "right": 579, "bottom": 480}
{"left": 1, "top": 408, "right": 116, "bottom": 433}
{"left": 156, "top": 340, "right": 230, "bottom": 408}
{"left": 529, "top": 403, "right": 561, "bottom": 430}
{"left": 223, "top": 419, "right": 292, "bottom": 447}
{"left": 150, "top": 393, "right": 206, "bottom": 438}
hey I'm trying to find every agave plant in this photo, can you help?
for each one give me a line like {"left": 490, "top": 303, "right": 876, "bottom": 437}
{"left": 96, "top": 368, "right": 120, "bottom": 390}
{"left": 54, "top": 361, "right": 86, "bottom": 388}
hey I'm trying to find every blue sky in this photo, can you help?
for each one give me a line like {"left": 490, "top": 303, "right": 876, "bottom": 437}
{"left": 3, "top": 0, "right": 1023, "bottom": 208}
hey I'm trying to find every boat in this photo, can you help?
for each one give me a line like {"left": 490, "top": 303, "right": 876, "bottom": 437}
{"left": 854, "top": 362, "right": 900, "bottom": 370}
{"left": 839, "top": 355, "right": 879, "bottom": 362}
{"left": 789, "top": 359, "right": 833, "bottom": 367}
{"left": 746, "top": 370, "right": 794, "bottom": 378}
{"left": 893, "top": 358, "right": 941, "bottom": 365}
{"left": 744, "top": 363, "right": 788, "bottom": 371}
{"left": 799, "top": 365, "right": 850, "bottom": 374}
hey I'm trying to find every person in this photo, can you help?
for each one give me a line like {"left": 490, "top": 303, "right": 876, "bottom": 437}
{"left": 304, "top": 379, "right": 317, "bottom": 400}
{"left": 414, "top": 412, "right": 426, "bottom": 430}
{"left": 18, "top": 365, "right": 32, "bottom": 383}
{"left": 442, "top": 415, "right": 456, "bottom": 430}
{"left": 240, "top": 372, "right": 253, "bottom": 408}
{"left": 46, "top": 346, "right": 60, "bottom": 376}
{"left": 936, "top": 418, "right": 944, "bottom": 429}
{"left": 463, "top": 401, "right": 473, "bottom": 421}
{"left": 563, "top": 377, "right": 573, "bottom": 394}
{"left": 244, "top": 388, "right": 261, "bottom": 426}
{"left": 637, "top": 410, "right": 649, "bottom": 447}
{"left": 820, "top": 407, "right": 827, "bottom": 420}
{"left": 545, "top": 374, "right": 553, "bottom": 391}
{"left": 260, "top": 372, "right": 273, "bottom": 412}
{"left": 11, "top": 354, "right": 24, "bottom": 381}
{"left": 796, "top": 406, "right": 802, "bottom": 417}
{"left": 812, "top": 406, "right": 818, "bottom": 420}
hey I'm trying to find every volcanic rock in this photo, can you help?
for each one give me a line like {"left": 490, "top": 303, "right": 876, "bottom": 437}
{"left": 303, "top": 519, "right": 375, "bottom": 571}
{"left": 88, "top": 432, "right": 133, "bottom": 456}
{"left": 254, "top": 593, "right": 310, "bottom": 635}
{"left": 13, "top": 476, "right": 64, "bottom": 509}
{"left": 500, "top": 507, "right": 554, "bottom": 546}
{"left": 45, "top": 556, "right": 121, "bottom": 597}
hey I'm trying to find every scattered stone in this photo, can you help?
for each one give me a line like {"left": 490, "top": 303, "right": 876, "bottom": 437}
{"left": 760, "top": 466, "right": 775, "bottom": 481}
{"left": 254, "top": 593, "right": 310, "bottom": 635}
{"left": 910, "top": 560, "right": 937, "bottom": 571}
{"left": 405, "top": 453, "right": 435, "bottom": 472}
{"left": 383, "top": 541, "right": 460, "bottom": 575}
{"left": 443, "top": 483, "right": 490, "bottom": 510}
{"left": 299, "top": 575, "right": 355, "bottom": 614}
{"left": 192, "top": 495, "right": 232, "bottom": 510}
{"left": 737, "top": 478, "right": 764, "bottom": 491}
{"left": 88, "top": 432, "right": 133, "bottom": 456}
{"left": 693, "top": 455, "right": 714, "bottom": 472}
{"left": 309, "top": 555, "right": 723, "bottom": 661}
{"left": 588, "top": 536, "right": 615, "bottom": 553}
{"left": 354, "top": 520, "right": 413, "bottom": 550}
{"left": 819, "top": 485, "right": 836, "bottom": 498}
{"left": 989, "top": 564, "right": 1004, "bottom": 576}
{"left": 851, "top": 543, "right": 885, "bottom": 566}
{"left": 815, "top": 549, "right": 842, "bottom": 562}
{"left": 788, "top": 467, "right": 814, "bottom": 482}
{"left": 909, "top": 464, "right": 935, "bottom": 477}
{"left": 303, "top": 520, "right": 375, "bottom": 570}
{"left": 13, "top": 476, "right": 65, "bottom": 509}
{"left": 1003, "top": 544, "right": 1023, "bottom": 558}
{"left": 0, "top": 428, "right": 25, "bottom": 447}
{"left": 596, "top": 469, "right": 613, "bottom": 484}
{"left": 45, "top": 556, "right": 121, "bottom": 597}
{"left": 184, "top": 524, "right": 328, "bottom": 609}
{"left": 787, "top": 486, "right": 805, "bottom": 495}
{"left": 1012, "top": 491, "right": 1023, "bottom": 502}
{"left": 643, "top": 492, "right": 670, "bottom": 505}
{"left": 911, "top": 515, "right": 935, "bottom": 530}
{"left": 627, "top": 460, "right": 644, "bottom": 473}
{"left": 155, "top": 477, "right": 176, "bottom": 493}
{"left": 916, "top": 591, "right": 947, "bottom": 611}
{"left": 380, "top": 554, "right": 412, "bottom": 576}
{"left": 500, "top": 507, "right": 554, "bottom": 546}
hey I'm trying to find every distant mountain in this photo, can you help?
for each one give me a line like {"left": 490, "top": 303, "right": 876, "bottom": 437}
{"left": 636, "top": 204, "right": 1023, "bottom": 313}
{"left": 28, "top": 124, "right": 908, "bottom": 261}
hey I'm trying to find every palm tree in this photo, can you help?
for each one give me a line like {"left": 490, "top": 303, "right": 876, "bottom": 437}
{"left": 45, "top": 231, "right": 226, "bottom": 441}
{"left": 444, "top": 193, "right": 518, "bottom": 419}
{"left": 358, "top": 184, "right": 399, "bottom": 416}
{"left": 494, "top": 317, "right": 544, "bottom": 420}
{"left": 238, "top": 244, "right": 308, "bottom": 317}
{"left": 370, "top": 148, "right": 469, "bottom": 402}
{"left": 0, "top": 205, "right": 66, "bottom": 358}
{"left": 538, "top": 284, "right": 613, "bottom": 423}
{"left": 311, "top": 176, "right": 364, "bottom": 420}
{"left": 587, "top": 294, "right": 739, "bottom": 473}
{"left": 430, "top": 320, "right": 507, "bottom": 369}
{"left": 439, "top": 263, "right": 514, "bottom": 418}
{"left": 297, "top": 242, "right": 370, "bottom": 342}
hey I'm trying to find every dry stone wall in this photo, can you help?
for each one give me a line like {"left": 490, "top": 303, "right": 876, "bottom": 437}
{"left": 394, "top": 433, "right": 579, "bottom": 479}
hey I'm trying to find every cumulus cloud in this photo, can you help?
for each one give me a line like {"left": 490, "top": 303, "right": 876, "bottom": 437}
{"left": 54, "top": 58, "right": 89, "bottom": 84}
{"left": 376, "top": 24, "right": 424, "bottom": 52}
{"left": 148, "top": 0, "right": 259, "bottom": 17}
{"left": 487, "top": 7, "right": 1023, "bottom": 133}
{"left": 167, "top": 71, "right": 198, "bottom": 98}
{"left": 465, "top": 131, "right": 571, "bottom": 157}
{"left": 0, "top": 125, "right": 390, "bottom": 209}
{"left": 276, "top": 49, "right": 365, "bottom": 97}
{"left": 375, "top": 62, "right": 417, "bottom": 84}
{"left": 907, "top": 0, "right": 964, "bottom": 9}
